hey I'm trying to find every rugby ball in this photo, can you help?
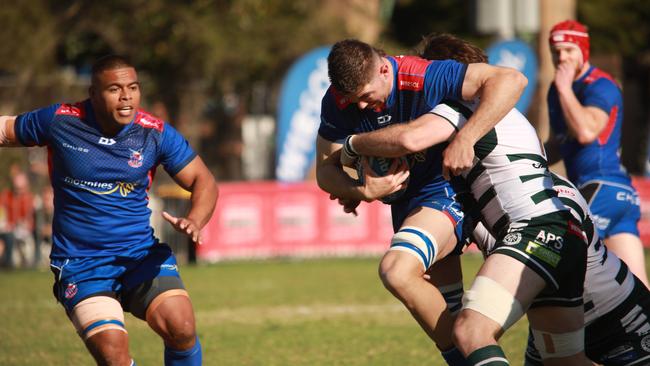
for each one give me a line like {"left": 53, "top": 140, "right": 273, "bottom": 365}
{"left": 356, "top": 156, "right": 409, "bottom": 204}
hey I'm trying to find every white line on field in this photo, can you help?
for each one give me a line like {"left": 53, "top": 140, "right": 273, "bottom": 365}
{"left": 194, "top": 303, "right": 406, "bottom": 324}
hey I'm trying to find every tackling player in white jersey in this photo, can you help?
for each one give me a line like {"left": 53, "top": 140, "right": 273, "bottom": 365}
{"left": 471, "top": 172, "right": 650, "bottom": 365}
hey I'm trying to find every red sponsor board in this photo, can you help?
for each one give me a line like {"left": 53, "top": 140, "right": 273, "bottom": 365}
{"left": 197, "top": 181, "right": 393, "bottom": 262}
{"left": 633, "top": 177, "right": 650, "bottom": 247}
{"left": 198, "top": 178, "right": 650, "bottom": 261}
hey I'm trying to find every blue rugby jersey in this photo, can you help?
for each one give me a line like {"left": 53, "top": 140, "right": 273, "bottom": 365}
{"left": 548, "top": 66, "right": 630, "bottom": 186}
{"left": 14, "top": 99, "right": 196, "bottom": 259}
{"left": 319, "top": 56, "right": 467, "bottom": 202}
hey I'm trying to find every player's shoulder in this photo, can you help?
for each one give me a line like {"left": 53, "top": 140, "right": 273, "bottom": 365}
{"left": 583, "top": 67, "right": 620, "bottom": 89}
{"left": 133, "top": 110, "right": 165, "bottom": 132}
{"left": 323, "top": 85, "right": 353, "bottom": 111}
{"left": 53, "top": 101, "right": 87, "bottom": 118}
{"left": 391, "top": 55, "right": 430, "bottom": 92}
{"left": 392, "top": 55, "right": 431, "bottom": 73}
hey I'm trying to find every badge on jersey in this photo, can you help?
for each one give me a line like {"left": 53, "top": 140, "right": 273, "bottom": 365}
{"left": 128, "top": 149, "right": 144, "bottom": 168}
{"left": 65, "top": 283, "right": 78, "bottom": 299}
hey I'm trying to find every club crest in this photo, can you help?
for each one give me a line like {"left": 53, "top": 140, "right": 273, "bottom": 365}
{"left": 128, "top": 149, "right": 144, "bottom": 168}
{"left": 503, "top": 232, "right": 522, "bottom": 245}
{"left": 64, "top": 283, "right": 78, "bottom": 299}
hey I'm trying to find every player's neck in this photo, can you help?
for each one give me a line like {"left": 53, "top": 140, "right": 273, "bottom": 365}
{"left": 96, "top": 118, "right": 127, "bottom": 137}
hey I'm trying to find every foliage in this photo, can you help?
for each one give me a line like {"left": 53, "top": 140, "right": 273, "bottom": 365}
{"left": 579, "top": 0, "right": 650, "bottom": 57}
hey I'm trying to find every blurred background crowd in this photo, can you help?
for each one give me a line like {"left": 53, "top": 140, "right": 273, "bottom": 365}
{"left": 1, "top": 0, "right": 649, "bottom": 268}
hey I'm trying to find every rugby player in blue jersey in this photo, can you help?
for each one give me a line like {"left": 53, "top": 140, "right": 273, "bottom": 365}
{"left": 317, "top": 39, "right": 526, "bottom": 365}
{"left": 546, "top": 20, "right": 649, "bottom": 288}
{"left": 0, "top": 55, "right": 217, "bottom": 366}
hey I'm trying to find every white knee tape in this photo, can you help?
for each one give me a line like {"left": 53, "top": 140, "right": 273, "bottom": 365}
{"left": 531, "top": 327, "right": 584, "bottom": 359}
{"left": 70, "top": 296, "right": 126, "bottom": 340}
{"left": 389, "top": 226, "right": 438, "bottom": 270}
{"left": 462, "top": 276, "right": 524, "bottom": 331}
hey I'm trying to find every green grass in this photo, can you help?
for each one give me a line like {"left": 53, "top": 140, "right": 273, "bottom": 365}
{"left": 0, "top": 254, "right": 545, "bottom": 365}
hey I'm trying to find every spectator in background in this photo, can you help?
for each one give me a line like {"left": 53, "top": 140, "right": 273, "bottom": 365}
{"left": 0, "top": 169, "right": 35, "bottom": 268}
{"left": 34, "top": 185, "right": 54, "bottom": 267}
{"left": 545, "top": 20, "right": 649, "bottom": 287}
{"left": 0, "top": 197, "right": 13, "bottom": 268}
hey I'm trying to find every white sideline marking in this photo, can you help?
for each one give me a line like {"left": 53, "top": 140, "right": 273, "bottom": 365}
{"left": 194, "top": 303, "right": 405, "bottom": 324}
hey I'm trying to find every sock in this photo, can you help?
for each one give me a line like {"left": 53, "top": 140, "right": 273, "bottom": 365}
{"left": 164, "top": 336, "right": 202, "bottom": 366}
{"left": 467, "top": 345, "right": 509, "bottom": 366}
{"left": 439, "top": 282, "right": 464, "bottom": 316}
{"left": 440, "top": 346, "right": 469, "bottom": 365}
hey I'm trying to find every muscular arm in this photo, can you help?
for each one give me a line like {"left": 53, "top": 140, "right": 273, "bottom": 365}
{"left": 316, "top": 136, "right": 408, "bottom": 202}
{"left": 457, "top": 63, "right": 527, "bottom": 143}
{"left": 0, "top": 116, "right": 20, "bottom": 146}
{"left": 443, "top": 63, "right": 527, "bottom": 176}
{"left": 556, "top": 88, "right": 609, "bottom": 144}
{"left": 350, "top": 113, "right": 456, "bottom": 157}
{"left": 316, "top": 136, "right": 368, "bottom": 201}
{"left": 164, "top": 156, "right": 218, "bottom": 243}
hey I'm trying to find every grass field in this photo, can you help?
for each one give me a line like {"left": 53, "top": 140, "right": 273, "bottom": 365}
{"left": 0, "top": 252, "right": 601, "bottom": 365}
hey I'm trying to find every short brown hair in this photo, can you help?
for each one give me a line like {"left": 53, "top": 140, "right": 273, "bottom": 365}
{"left": 418, "top": 33, "right": 488, "bottom": 64}
{"left": 327, "top": 39, "right": 384, "bottom": 95}
{"left": 91, "top": 55, "right": 135, "bottom": 84}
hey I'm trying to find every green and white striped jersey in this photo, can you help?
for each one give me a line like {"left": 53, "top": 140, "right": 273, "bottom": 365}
{"left": 473, "top": 172, "right": 636, "bottom": 325}
{"left": 432, "top": 100, "right": 567, "bottom": 237}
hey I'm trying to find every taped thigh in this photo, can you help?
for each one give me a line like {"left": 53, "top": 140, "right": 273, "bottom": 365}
{"left": 462, "top": 275, "right": 525, "bottom": 331}
{"left": 530, "top": 327, "right": 584, "bottom": 359}
{"left": 389, "top": 226, "right": 438, "bottom": 270}
{"left": 70, "top": 296, "right": 126, "bottom": 340}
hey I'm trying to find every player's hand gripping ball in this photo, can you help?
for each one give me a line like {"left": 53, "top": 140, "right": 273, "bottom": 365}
{"left": 356, "top": 156, "right": 410, "bottom": 204}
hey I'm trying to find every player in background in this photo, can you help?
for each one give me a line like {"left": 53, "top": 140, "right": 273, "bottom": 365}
{"left": 546, "top": 20, "right": 648, "bottom": 287}
{"left": 0, "top": 55, "right": 217, "bottom": 366}
{"left": 338, "top": 34, "right": 592, "bottom": 365}
{"left": 317, "top": 39, "right": 526, "bottom": 365}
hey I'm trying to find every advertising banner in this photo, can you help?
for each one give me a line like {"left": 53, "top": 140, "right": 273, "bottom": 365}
{"left": 198, "top": 179, "right": 650, "bottom": 262}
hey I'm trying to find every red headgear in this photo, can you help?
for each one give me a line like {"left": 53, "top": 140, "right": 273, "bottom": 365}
{"left": 549, "top": 20, "right": 590, "bottom": 63}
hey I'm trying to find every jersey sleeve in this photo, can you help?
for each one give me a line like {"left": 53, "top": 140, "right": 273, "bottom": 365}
{"left": 430, "top": 103, "right": 468, "bottom": 131}
{"left": 317, "top": 91, "right": 355, "bottom": 143}
{"left": 159, "top": 123, "right": 197, "bottom": 176}
{"left": 582, "top": 79, "right": 619, "bottom": 114}
{"left": 13, "top": 104, "right": 60, "bottom": 146}
{"left": 423, "top": 60, "right": 468, "bottom": 106}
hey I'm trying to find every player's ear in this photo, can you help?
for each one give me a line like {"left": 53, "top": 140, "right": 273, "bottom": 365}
{"left": 379, "top": 60, "right": 389, "bottom": 76}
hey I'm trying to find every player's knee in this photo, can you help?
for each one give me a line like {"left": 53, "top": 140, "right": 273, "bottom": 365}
{"left": 378, "top": 254, "right": 420, "bottom": 295}
{"left": 147, "top": 291, "right": 196, "bottom": 348}
{"left": 163, "top": 314, "right": 196, "bottom": 345}
{"left": 70, "top": 296, "right": 127, "bottom": 341}
{"left": 380, "top": 226, "right": 438, "bottom": 291}
{"left": 452, "top": 309, "right": 501, "bottom": 352}
{"left": 530, "top": 327, "right": 584, "bottom": 360}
